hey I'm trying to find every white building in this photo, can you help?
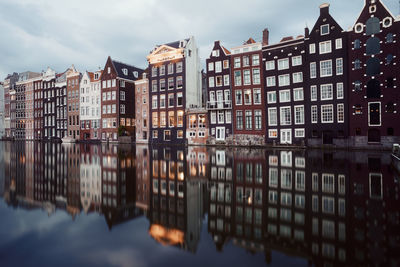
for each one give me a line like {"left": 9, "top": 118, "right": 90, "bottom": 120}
{"left": 80, "top": 70, "right": 102, "bottom": 140}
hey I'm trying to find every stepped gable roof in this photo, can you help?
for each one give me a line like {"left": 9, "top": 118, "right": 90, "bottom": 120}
{"left": 111, "top": 58, "right": 144, "bottom": 81}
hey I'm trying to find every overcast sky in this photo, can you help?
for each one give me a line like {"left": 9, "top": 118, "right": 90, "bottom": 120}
{"left": 0, "top": 0, "right": 398, "bottom": 79}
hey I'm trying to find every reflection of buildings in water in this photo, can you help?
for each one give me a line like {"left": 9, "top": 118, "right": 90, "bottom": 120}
{"left": 186, "top": 146, "right": 209, "bottom": 181}
{"left": 231, "top": 149, "right": 266, "bottom": 254}
{"left": 80, "top": 145, "right": 102, "bottom": 214}
{"left": 135, "top": 145, "right": 150, "bottom": 212}
{"left": 149, "top": 146, "right": 204, "bottom": 253}
{"left": 101, "top": 144, "right": 143, "bottom": 230}
{"left": 65, "top": 144, "right": 82, "bottom": 218}
{"left": 208, "top": 148, "right": 234, "bottom": 251}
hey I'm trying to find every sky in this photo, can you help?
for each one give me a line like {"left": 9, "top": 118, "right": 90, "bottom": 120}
{"left": 0, "top": 0, "right": 398, "bottom": 79}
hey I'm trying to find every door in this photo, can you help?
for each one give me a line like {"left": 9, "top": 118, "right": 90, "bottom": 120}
{"left": 369, "top": 103, "right": 381, "bottom": 126}
{"left": 216, "top": 127, "right": 225, "bottom": 141}
{"left": 280, "top": 129, "right": 292, "bottom": 144}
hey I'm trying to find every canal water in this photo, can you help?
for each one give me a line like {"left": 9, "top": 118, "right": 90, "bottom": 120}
{"left": 0, "top": 142, "right": 399, "bottom": 267}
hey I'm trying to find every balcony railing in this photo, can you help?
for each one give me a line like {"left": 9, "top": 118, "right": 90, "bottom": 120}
{"left": 206, "top": 100, "right": 232, "bottom": 110}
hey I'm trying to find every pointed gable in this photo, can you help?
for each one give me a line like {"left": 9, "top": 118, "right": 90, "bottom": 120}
{"left": 351, "top": 0, "right": 396, "bottom": 32}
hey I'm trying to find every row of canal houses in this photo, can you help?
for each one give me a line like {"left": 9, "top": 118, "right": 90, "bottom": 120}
{"left": 2, "top": 0, "right": 400, "bottom": 148}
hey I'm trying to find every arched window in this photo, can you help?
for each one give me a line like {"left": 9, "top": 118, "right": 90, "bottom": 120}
{"left": 354, "top": 39, "right": 361, "bottom": 49}
{"left": 366, "top": 37, "right": 380, "bottom": 55}
{"left": 367, "top": 79, "right": 380, "bottom": 98}
{"left": 354, "top": 59, "right": 361, "bottom": 69}
{"left": 386, "top": 33, "right": 394, "bottom": 43}
{"left": 366, "top": 17, "right": 380, "bottom": 35}
{"left": 355, "top": 80, "right": 362, "bottom": 91}
{"left": 366, "top": 58, "right": 380, "bottom": 76}
{"left": 386, "top": 54, "right": 394, "bottom": 65}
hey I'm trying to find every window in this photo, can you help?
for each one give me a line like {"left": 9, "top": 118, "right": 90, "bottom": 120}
{"left": 366, "top": 17, "right": 380, "bottom": 35}
{"left": 337, "top": 83, "right": 344, "bottom": 99}
{"left": 226, "top": 111, "right": 232, "bottom": 123}
{"left": 224, "top": 75, "right": 230, "bottom": 86}
{"left": 160, "top": 65, "right": 165, "bottom": 75}
{"left": 151, "top": 96, "right": 158, "bottom": 109}
{"left": 320, "top": 60, "right": 332, "bottom": 77}
{"left": 386, "top": 54, "right": 394, "bottom": 65}
{"left": 253, "top": 89, "right": 262, "bottom": 104}
{"left": 354, "top": 39, "right": 361, "bottom": 49}
{"left": 321, "top": 105, "right": 334, "bottom": 123}
{"left": 177, "top": 76, "right": 183, "bottom": 89}
{"left": 295, "top": 129, "right": 305, "bottom": 138}
{"left": 278, "top": 58, "right": 289, "bottom": 70}
{"left": 176, "top": 62, "right": 183, "bottom": 73}
{"left": 254, "top": 110, "right": 262, "bottom": 130}
{"left": 279, "top": 90, "right": 290, "bottom": 103}
{"left": 243, "top": 70, "right": 251, "bottom": 85}
{"left": 319, "top": 41, "right": 332, "bottom": 54}
{"left": 159, "top": 79, "right": 166, "bottom": 91}
{"left": 160, "top": 112, "right": 166, "bottom": 127}
{"left": 245, "top": 110, "right": 252, "bottom": 130}
{"left": 269, "top": 130, "right": 278, "bottom": 138}
{"left": 235, "top": 90, "right": 242, "bottom": 105}
{"left": 168, "top": 78, "right": 174, "bottom": 90}
{"left": 336, "top": 58, "right": 343, "bottom": 75}
{"left": 268, "top": 108, "right": 277, "bottom": 126}
{"left": 266, "top": 60, "right": 275, "bottom": 70}
{"left": 111, "top": 91, "right": 116, "bottom": 100}
{"left": 152, "top": 67, "right": 157, "bottom": 77}
{"left": 244, "top": 89, "right": 252, "bottom": 105}
{"left": 223, "top": 60, "right": 229, "bottom": 69}
{"left": 210, "top": 111, "right": 216, "bottom": 124}
{"left": 208, "top": 62, "right": 214, "bottom": 72}
{"left": 293, "top": 88, "right": 304, "bottom": 101}
{"left": 280, "top": 107, "right": 291, "bottom": 125}
{"left": 152, "top": 80, "right": 157, "bottom": 92}
{"left": 267, "top": 92, "right": 276, "bottom": 104}
{"left": 354, "top": 80, "right": 362, "bottom": 91}
{"left": 120, "top": 104, "right": 125, "bottom": 114}
{"left": 292, "top": 56, "right": 302, "bottom": 66}
{"left": 236, "top": 111, "right": 243, "bottom": 130}
{"left": 311, "top": 106, "right": 318, "bottom": 123}
{"left": 337, "top": 104, "right": 344, "bottom": 123}
{"left": 234, "top": 57, "right": 241, "bottom": 68}
{"left": 216, "top": 76, "right": 223, "bottom": 87}
{"left": 252, "top": 55, "right": 260, "bottom": 65}
{"left": 278, "top": 74, "right": 290, "bottom": 87}
{"left": 293, "top": 72, "right": 303, "bottom": 83}
{"left": 295, "top": 106, "right": 304, "bottom": 125}
{"left": 177, "top": 93, "right": 183, "bottom": 107}
{"left": 243, "top": 56, "right": 250, "bottom": 66}
{"left": 321, "top": 84, "right": 333, "bottom": 100}
{"left": 167, "top": 64, "right": 174, "bottom": 74}
{"left": 234, "top": 71, "right": 242, "bottom": 86}
{"left": 266, "top": 76, "right": 276, "bottom": 87}
{"left": 168, "top": 94, "right": 174, "bottom": 107}
{"left": 215, "top": 61, "right": 222, "bottom": 73}
{"left": 386, "top": 33, "right": 394, "bottom": 43}
{"left": 309, "top": 43, "right": 316, "bottom": 54}
{"left": 310, "top": 62, "right": 317, "bottom": 78}
{"left": 336, "top": 38, "right": 343, "bottom": 49}
{"left": 252, "top": 69, "right": 260, "bottom": 84}
{"left": 321, "top": 24, "right": 329, "bottom": 35}
{"left": 120, "top": 91, "right": 125, "bottom": 101}
{"left": 366, "top": 37, "right": 380, "bottom": 55}
{"left": 160, "top": 95, "right": 166, "bottom": 108}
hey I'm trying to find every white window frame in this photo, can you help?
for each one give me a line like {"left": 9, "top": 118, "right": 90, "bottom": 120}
{"left": 268, "top": 108, "right": 278, "bottom": 126}
{"left": 320, "top": 60, "right": 333, "bottom": 77}
{"left": 292, "top": 56, "right": 302, "bottom": 66}
{"left": 336, "top": 58, "right": 343, "bottom": 75}
{"left": 295, "top": 129, "right": 305, "bottom": 138}
{"left": 319, "top": 41, "right": 332, "bottom": 54}
{"left": 294, "top": 105, "right": 305, "bottom": 125}
{"left": 266, "top": 76, "right": 276, "bottom": 87}
{"left": 279, "top": 90, "right": 291, "bottom": 103}
{"left": 321, "top": 104, "right": 334, "bottom": 123}
{"left": 292, "top": 72, "right": 303, "bottom": 83}
{"left": 267, "top": 91, "right": 276, "bottom": 104}
{"left": 320, "top": 84, "right": 333, "bottom": 101}
{"left": 266, "top": 60, "right": 275, "bottom": 70}
{"left": 311, "top": 105, "right": 318, "bottom": 124}
{"left": 278, "top": 74, "right": 290, "bottom": 87}
{"left": 320, "top": 24, "right": 330, "bottom": 36}
{"left": 337, "top": 104, "right": 345, "bottom": 123}
{"left": 278, "top": 58, "right": 289, "bottom": 70}
{"left": 336, "top": 38, "right": 343, "bottom": 49}
{"left": 337, "top": 83, "right": 344, "bottom": 99}
{"left": 293, "top": 88, "right": 304, "bottom": 101}
{"left": 280, "top": 106, "right": 292, "bottom": 126}
{"left": 268, "top": 129, "right": 278, "bottom": 139}
{"left": 309, "top": 43, "right": 316, "bottom": 54}
{"left": 310, "top": 62, "right": 317, "bottom": 78}
{"left": 311, "top": 85, "right": 317, "bottom": 101}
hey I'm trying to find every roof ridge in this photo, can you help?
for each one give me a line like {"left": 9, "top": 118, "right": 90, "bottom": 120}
{"left": 112, "top": 59, "right": 142, "bottom": 70}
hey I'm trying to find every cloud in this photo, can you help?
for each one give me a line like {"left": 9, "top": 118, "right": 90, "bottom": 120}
{"left": 0, "top": 0, "right": 398, "bottom": 79}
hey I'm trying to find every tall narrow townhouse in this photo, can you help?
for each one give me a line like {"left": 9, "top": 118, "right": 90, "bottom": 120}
{"left": 33, "top": 78, "right": 43, "bottom": 140}
{"left": 147, "top": 36, "right": 202, "bottom": 144}
{"left": 26, "top": 75, "right": 42, "bottom": 140}
{"left": 231, "top": 38, "right": 266, "bottom": 145}
{"left": 15, "top": 72, "right": 41, "bottom": 140}
{"left": 348, "top": 0, "right": 400, "bottom": 148}
{"left": 42, "top": 67, "right": 57, "bottom": 140}
{"left": 134, "top": 72, "right": 149, "bottom": 143}
{"left": 3, "top": 73, "right": 18, "bottom": 139}
{"left": 0, "top": 82, "right": 4, "bottom": 138}
{"left": 206, "top": 41, "right": 233, "bottom": 143}
{"left": 305, "top": 4, "right": 349, "bottom": 147}
{"left": 80, "top": 70, "right": 103, "bottom": 141}
{"left": 55, "top": 70, "right": 68, "bottom": 139}
{"left": 263, "top": 34, "right": 307, "bottom": 146}
{"left": 100, "top": 56, "right": 144, "bottom": 142}
{"left": 66, "top": 65, "right": 81, "bottom": 141}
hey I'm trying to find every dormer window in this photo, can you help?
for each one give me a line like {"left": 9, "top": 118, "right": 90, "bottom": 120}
{"left": 107, "top": 67, "right": 111, "bottom": 74}
{"left": 320, "top": 24, "right": 330, "bottom": 35}
{"left": 133, "top": 71, "right": 138, "bottom": 78}
{"left": 122, "top": 68, "right": 128, "bottom": 76}
{"left": 94, "top": 73, "right": 99, "bottom": 80}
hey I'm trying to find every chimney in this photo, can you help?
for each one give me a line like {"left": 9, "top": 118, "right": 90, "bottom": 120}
{"left": 262, "top": 28, "right": 269, "bottom": 46}
{"left": 320, "top": 3, "right": 330, "bottom": 15}
{"left": 305, "top": 27, "right": 310, "bottom": 38}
